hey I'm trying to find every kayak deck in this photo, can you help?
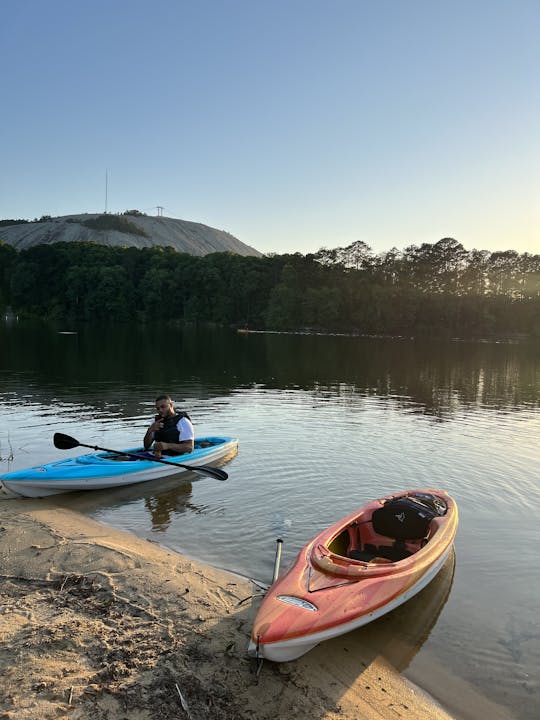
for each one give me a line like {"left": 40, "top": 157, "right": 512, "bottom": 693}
{"left": 73, "top": 437, "right": 227, "bottom": 466}
{"left": 0, "top": 436, "right": 238, "bottom": 497}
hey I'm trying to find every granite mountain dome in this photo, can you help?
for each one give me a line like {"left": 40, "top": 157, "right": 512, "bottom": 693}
{"left": 0, "top": 213, "right": 261, "bottom": 256}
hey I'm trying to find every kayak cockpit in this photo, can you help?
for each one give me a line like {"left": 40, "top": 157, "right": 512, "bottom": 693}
{"left": 75, "top": 438, "right": 224, "bottom": 464}
{"left": 328, "top": 519, "right": 426, "bottom": 564}
{"left": 313, "top": 491, "right": 451, "bottom": 577}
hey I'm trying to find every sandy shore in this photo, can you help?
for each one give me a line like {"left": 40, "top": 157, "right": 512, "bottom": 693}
{"left": 0, "top": 498, "right": 460, "bottom": 720}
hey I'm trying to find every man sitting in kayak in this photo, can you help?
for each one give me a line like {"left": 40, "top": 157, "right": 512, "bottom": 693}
{"left": 143, "top": 394, "right": 194, "bottom": 457}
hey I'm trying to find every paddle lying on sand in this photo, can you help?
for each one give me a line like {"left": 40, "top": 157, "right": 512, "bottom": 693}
{"left": 53, "top": 432, "right": 228, "bottom": 481}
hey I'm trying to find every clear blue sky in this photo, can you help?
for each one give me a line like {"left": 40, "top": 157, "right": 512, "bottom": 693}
{"left": 1, "top": 0, "right": 538, "bottom": 256}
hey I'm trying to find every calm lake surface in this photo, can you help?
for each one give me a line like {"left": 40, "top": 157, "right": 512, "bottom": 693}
{"left": 1, "top": 322, "right": 539, "bottom": 719}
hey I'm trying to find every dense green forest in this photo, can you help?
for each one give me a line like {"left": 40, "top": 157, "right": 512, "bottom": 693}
{"left": 1, "top": 237, "right": 540, "bottom": 337}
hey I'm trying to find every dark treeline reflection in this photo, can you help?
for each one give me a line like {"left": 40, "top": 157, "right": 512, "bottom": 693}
{"left": 1, "top": 323, "right": 539, "bottom": 416}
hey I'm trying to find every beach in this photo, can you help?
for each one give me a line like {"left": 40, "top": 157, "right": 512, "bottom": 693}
{"left": 0, "top": 499, "right": 489, "bottom": 720}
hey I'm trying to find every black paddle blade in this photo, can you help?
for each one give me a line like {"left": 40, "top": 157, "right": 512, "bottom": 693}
{"left": 191, "top": 465, "right": 228, "bottom": 481}
{"left": 53, "top": 432, "right": 80, "bottom": 450}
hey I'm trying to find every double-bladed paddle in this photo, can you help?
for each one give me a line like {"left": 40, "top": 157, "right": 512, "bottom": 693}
{"left": 53, "top": 432, "right": 228, "bottom": 481}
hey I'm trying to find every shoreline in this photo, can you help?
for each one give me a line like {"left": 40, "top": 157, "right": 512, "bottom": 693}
{"left": 0, "top": 498, "right": 499, "bottom": 720}
{"left": 236, "top": 327, "right": 533, "bottom": 344}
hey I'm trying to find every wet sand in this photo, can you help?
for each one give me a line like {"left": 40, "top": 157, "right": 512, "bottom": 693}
{"left": 0, "top": 498, "right": 504, "bottom": 719}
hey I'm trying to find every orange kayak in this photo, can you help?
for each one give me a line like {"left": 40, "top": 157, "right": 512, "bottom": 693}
{"left": 249, "top": 488, "right": 458, "bottom": 662}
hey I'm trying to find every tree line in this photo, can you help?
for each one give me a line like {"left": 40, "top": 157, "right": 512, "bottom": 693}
{"left": 1, "top": 237, "right": 539, "bottom": 337}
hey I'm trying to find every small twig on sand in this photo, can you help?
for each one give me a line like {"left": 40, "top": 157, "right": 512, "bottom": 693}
{"left": 237, "top": 593, "right": 264, "bottom": 607}
{"left": 251, "top": 579, "right": 270, "bottom": 592}
{"left": 0, "top": 573, "right": 55, "bottom": 586}
{"left": 0, "top": 434, "right": 14, "bottom": 462}
{"left": 175, "top": 682, "right": 194, "bottom": 720}
{"left": 60, "top": 575, "right": 70, "bottom": 592}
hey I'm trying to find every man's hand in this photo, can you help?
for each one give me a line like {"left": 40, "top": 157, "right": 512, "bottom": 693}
{"left": 153, "top": 441, "right": 168, "bottom": 458}
{"left": 151, "top": 418, "right": 164, "bottom": 432}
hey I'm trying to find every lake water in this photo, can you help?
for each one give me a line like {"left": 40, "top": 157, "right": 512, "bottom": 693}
{"left": 1, "top": 322, "right": 539, "bottom": 719}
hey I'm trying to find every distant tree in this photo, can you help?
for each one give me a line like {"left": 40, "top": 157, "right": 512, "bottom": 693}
{"left": 373, "top": 247, "right": 403, "bottom": 286}
{"left": 0, "top": 241, "right": 16, "bottom": 308}
{"left": 0, "top": 218, "right": 30, "bottom": 227}
{"left": 81, "top": 215, "right": 149, "bottom": 237}
{"left": 10, "top": 261, "right": 41, "bottom": 313}
{"left": 314, "top": 247, "right": 339, "bottom": 266}
{"left": 302, "top": 286, "right": 342, "bottom": 329}
{"left": 519, "top": 253, "right": 540, "bottom": 297}
{"left": 65, "top": 264, "right": 134, "bottom": 321}
{"left": 461, "top": 249, "right": 490, "bottom": 295}
{"left": 487, "top": 250, "right": 521, "bottom": 296}
{"left": 265, "top": 264, "right": 303, "bottom": 330}
{"left": 339, "top": 240, "right": 374, "bottom": 271}
{"left": 87, "top": 266, "right": 134, "bottom": 321}
{"left": 138, "top": 266, "right": 178, "bottom": 319}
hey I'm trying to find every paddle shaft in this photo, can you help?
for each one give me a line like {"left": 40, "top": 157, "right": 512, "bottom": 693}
{"left": 76, "top": 441, "right": 227, "bottom": 481}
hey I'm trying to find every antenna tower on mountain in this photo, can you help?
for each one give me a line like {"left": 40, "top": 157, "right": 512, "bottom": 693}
{"left": 156, "top": 206, "right": 164, "bottom": 217}
{"left": 105, "top": 170, "right": 109, "bottom": 213}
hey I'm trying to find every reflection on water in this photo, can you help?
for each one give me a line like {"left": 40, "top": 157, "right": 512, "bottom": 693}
{"left": 318, "top": 549, "right": 455, "bottom": 672}
{"left": 1, "top": 321, "right": 539, "bottom": 720}
{"left": 53, "top": 476, "right": 208, "bottom": 534}
{"left": 2, "top": 321, "right": 540, "bottom": 415}
{"left": 144, "top": 487, "right": 198, "bottom": 532}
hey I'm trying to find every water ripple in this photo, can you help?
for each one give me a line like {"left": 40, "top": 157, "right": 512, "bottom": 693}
{"left": 2, "top": 364, "right": 540, "bottom": 719}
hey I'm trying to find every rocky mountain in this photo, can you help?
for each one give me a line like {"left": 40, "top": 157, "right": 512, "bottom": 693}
{"left": 0, "top": 213, "right": 261, "bottom": 256}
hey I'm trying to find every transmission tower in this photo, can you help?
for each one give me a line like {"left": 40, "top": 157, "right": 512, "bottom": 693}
{"left": 156, "top": 206, "right": 164, "bottom": 217}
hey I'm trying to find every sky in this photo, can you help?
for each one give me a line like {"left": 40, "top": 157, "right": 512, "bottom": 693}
{"left": 1, "top": 0, "right": 538, "bottom": 256}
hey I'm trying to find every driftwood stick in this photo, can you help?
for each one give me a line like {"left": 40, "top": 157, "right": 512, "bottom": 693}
{"left": 175, "top": 682, "right": 194, "bottom": 720}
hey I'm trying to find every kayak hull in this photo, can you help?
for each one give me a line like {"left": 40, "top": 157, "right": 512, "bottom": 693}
{"left": 249, "top": 488, "right": 458, "bottom": 662}
{"left": 0, "top": 436, "right": 238, "bottom": 498}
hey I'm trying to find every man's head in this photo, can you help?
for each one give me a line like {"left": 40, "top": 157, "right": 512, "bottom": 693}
{"left": 155, "top": 394, "right": 174, "bottom": 417}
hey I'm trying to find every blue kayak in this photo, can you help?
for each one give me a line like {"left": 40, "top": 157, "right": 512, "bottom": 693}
{"left": 0, "top": 436, "right": 238, "bottom": 498}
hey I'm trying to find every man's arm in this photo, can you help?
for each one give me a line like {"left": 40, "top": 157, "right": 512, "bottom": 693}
{"left": 143, "top": 428, "right": 154, "bottom": 450}
{"left": 143, "top": 418, "right": 163, "bottom": 450}
{"left": 153, "top": 440, "right": 194, "bottom": 455}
